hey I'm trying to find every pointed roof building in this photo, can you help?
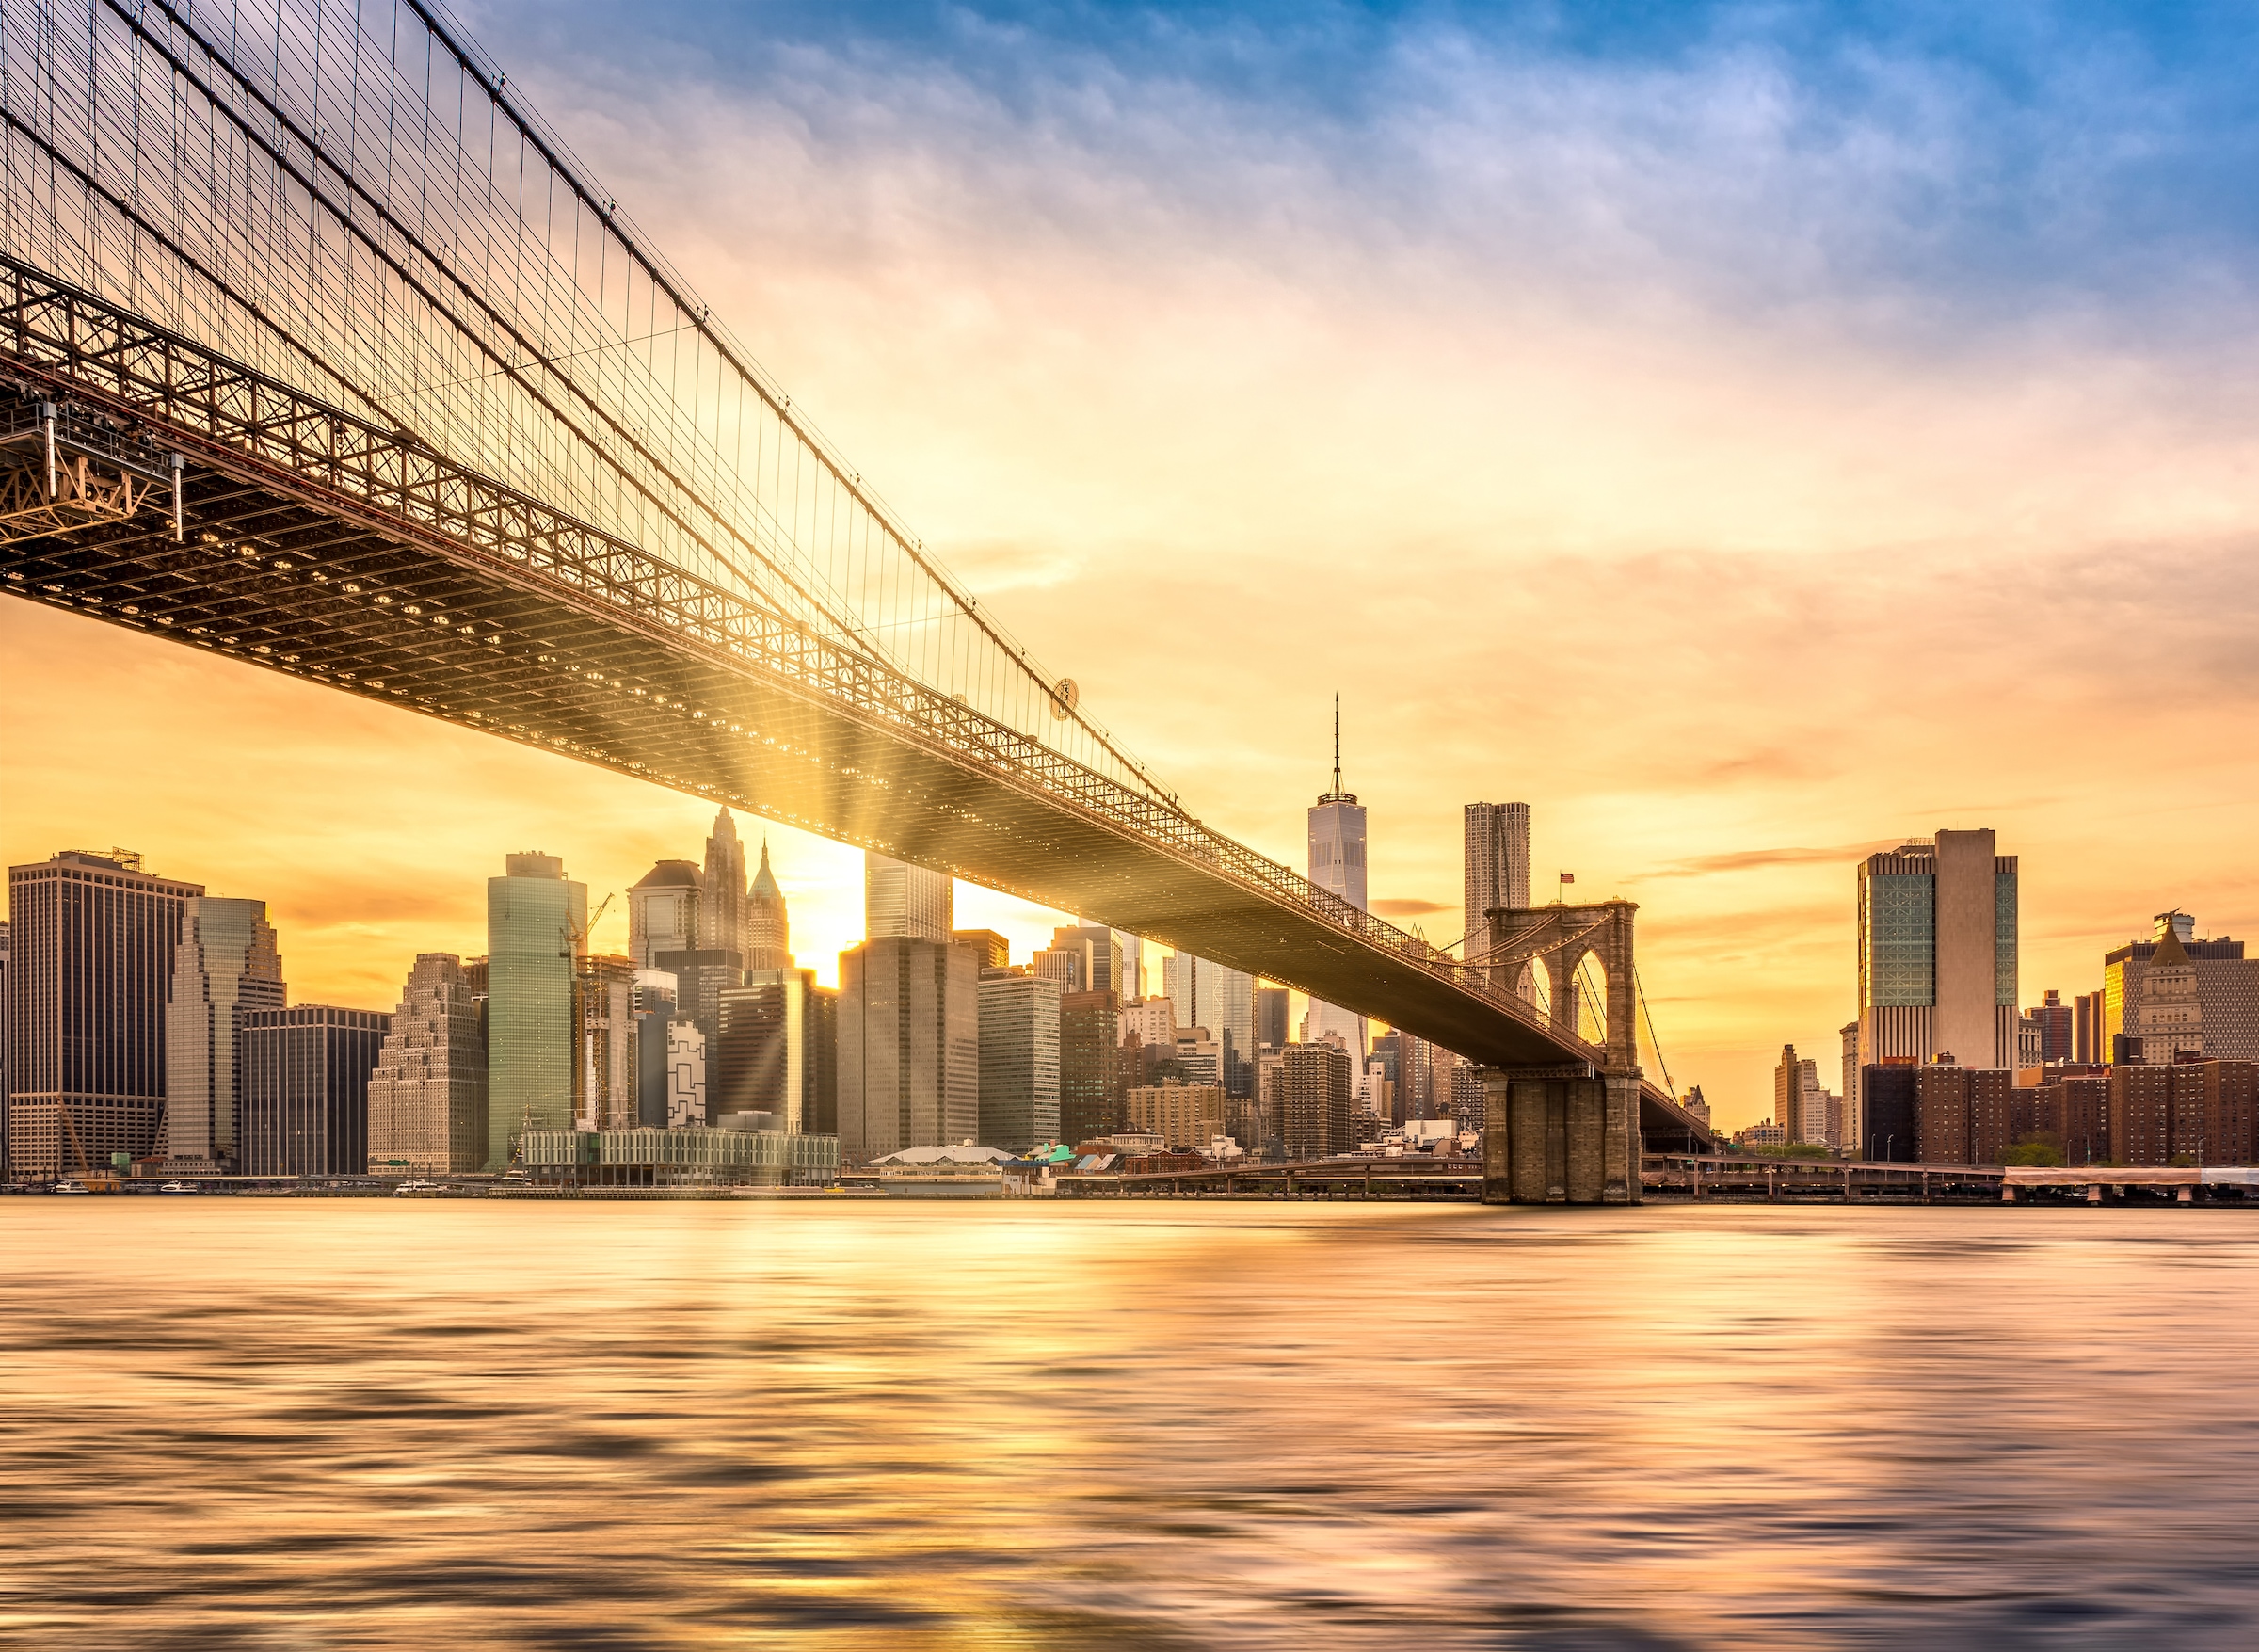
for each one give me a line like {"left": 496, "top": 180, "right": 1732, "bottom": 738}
{"left": 702, "top": 808, "right": 749, "bottom": 963}
{"left": 744, "top": 839, "right": 793, "bottom": 971}
{"left": 2135, "top": 916, "right": 2203, "bottom": 1064}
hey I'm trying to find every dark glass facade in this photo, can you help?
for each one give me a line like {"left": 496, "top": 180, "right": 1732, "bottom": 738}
{"left": 4, "top": 852, "right": 203, "bottom": 1177}
{"left": 1058, "top": 990, "right": 1123, "bottom": 1144}
{"left": 240, "top": 1005, "right": 391, "bottom": 1177}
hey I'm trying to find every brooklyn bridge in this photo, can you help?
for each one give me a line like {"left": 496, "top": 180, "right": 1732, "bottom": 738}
{"left": 0, "top": 0, "right": 1715, "bottom": 1196}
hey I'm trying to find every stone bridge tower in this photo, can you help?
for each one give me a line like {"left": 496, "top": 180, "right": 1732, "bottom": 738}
{"left": 1475, "top": 898, "right": 1642, "bottom": 1204}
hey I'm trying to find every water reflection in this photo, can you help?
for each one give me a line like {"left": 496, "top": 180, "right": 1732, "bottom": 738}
{"left": 1, "top": 1203, "right": 2252, "bottom": 1647}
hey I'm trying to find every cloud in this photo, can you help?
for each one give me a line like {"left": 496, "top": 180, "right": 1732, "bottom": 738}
{"left": 1636, "top": 842, "right": 1908, "bottom": 880}
{"left": 1370, "top": 897, "right": 1452, "bottom": 917}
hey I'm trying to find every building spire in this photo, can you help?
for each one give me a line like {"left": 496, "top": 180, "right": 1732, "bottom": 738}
{"left": 1318, "top": 694, "right": 1355, "bottom": 804}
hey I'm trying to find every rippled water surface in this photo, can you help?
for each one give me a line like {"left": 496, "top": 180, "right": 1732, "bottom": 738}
{"left": 3, "top": 1201, "right": 2255, "bottom": 1648}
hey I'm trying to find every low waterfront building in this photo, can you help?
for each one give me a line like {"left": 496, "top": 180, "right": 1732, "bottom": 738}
{"left": 1913, "top": 1061, "right": 2013, "bottom": 1164}
{"left": 1858, "top": 1063, "right": 1918, "bottom": 1161}
{"left": 868, "top": 1142, "right": 1012, "bottom": 1197}
{"left": 519, "top": 1124, "right": 840, "bottom": 1187}
{"left": 2020, "top": 1072, "right": 2112, "bottom": 1165}
{"left": 2110, "top": 1060, "right": 2257, "bottom": 1166}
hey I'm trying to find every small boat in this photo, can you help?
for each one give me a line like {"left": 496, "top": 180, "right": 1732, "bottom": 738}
{"left": 53, "top": 1179, "right": 90, "bottom": 1195}
{"left": 158, "top": 1181, "right": 200, "bottom": 1195}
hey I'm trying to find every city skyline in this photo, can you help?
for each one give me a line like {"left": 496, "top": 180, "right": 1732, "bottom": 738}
{"left": 8, "top": 805, "right": 2244, "bottom": 1137}
{"left": 4, "top": 7, "right": 2255, "bottom": 1643}
{"left": 4, "top": 0, "right": 2256, "bottom": 1130}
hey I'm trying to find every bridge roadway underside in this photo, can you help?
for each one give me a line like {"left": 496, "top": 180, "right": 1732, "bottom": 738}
{"left": 0, "top": 342, "right": 1708, "bottom": 1146}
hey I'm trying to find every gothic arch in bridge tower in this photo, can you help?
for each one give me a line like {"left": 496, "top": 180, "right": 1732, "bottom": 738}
{"left": 1473, "top": 898, "right": 1643, "bottom": 1207}
{"left": 1477, "top": 900, "right": 1639, "bottom": 1074}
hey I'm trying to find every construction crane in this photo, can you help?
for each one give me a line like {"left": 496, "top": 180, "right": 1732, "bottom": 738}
{"left": 560, "top": 891, "right": 615, "bottom": 959}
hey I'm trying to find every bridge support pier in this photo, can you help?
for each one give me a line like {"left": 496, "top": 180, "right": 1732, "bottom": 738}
{"left": 1481, "top": 1067, "right": 1641, "bottom": 1204}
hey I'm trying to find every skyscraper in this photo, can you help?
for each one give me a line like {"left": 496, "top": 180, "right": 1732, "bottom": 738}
{"left": 628, "top": 860, "right": 701, "bottom": 967}
{"left": 1852, "top": 830, "right": 2018, "bottom": 1157}
{"left": 1464, "top": 801, "right": 1532, "bottom": 943}
{"left": 4, "top": 849, "right": 203, "bottom": 1177}
{"left": 366, "top": 953, "right": 489, "bottom": 1175}
{"left": 1033, "top": 945, "right": 1086, "bottom": 991}
{"left": 240, "top": 1004, "right": 390, "bottom": 1177}
{"left": 1271, "top": 1041, "right": 1354, "bottom": 1160}
{"left": 1058, "top": 989, "right": 1124, "bottom": 1144}
{"left": 633, "top": 970, "right": 677, "bottom": 1127}
{"left": 716, "top": 968, "right": 838, "bottom": 1133}
{"left": 0, "top": 918, "right": 8, "bottom": 1172}
{"left": 1773, "top": 1044, "right": 1823, "bottom": 1146}
{"left": 837, "top": 935, "right": 980, "bottom": 1162}
{"left": 1306, "top": 701, "right": 1370, "bottom": 1055}
{"left": 573, "top": 954, "right": 641, "bottom": 1131}
{"left": 1839, "top": 1022, "right": 1859, "bottom": 1135}
{"left": 1045, "top": 926, "right": 1129, "bottom": 998}
{"left": 1162, "top": 952, "right": 1258, "bottom": 1094}
{"left": 1119, "top": 933, "right": 1146, "bottom": 1000}
{"left": 165, "top": 897, "right": 286, "bottom": 1169}
{"left": 977, "top": 970, "right": 1063, "bottom": 1149}
{"left": 865, "top": 852, "right": 953, "bottom": 941}
{"left": 1255, "top": 986, "right": 1290, "bottom": 1053}
{"left": 703, "top": 809, "right": 751, "bottom": 959}
{"left": 487, "top": 852, "right": 586, "bottom": 1167}
{"left": 953, "top": 930, "right": 1012, "bottom": 969}
{"left": 2028, "top": 989, "right": 2073, "bottom": 1063}
{"left": 744, "top": 842, "right": 793, "bottom": 970}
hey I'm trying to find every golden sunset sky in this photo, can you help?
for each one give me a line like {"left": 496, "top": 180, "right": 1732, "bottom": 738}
{"left": 6, "top": 2, "right": 2255, "bottom": 1129}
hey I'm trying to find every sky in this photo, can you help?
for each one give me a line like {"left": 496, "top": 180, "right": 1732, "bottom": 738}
{"left": 6, "top": 0, "right": 2258, "bottom": 1130}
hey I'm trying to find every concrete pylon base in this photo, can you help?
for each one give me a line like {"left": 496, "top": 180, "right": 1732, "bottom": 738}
{"left": 1481, "top": 1067, "right": 1642, "bottom": 1204}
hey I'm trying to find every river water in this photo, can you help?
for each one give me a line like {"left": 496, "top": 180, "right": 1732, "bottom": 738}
{"left": 2, "top": 1200, "right": 2253, "bottom": 1648}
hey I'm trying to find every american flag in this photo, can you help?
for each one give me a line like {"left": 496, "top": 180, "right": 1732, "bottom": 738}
{"left": 1559, "top": 872, "right": 1576, "bottom": 885}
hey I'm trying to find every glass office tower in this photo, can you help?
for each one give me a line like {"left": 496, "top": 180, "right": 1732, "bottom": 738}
{"left": 486, "top": 852, "right": 586, "bottom": 1167}
{"left": 1852, "top": 829, "right": 2018, "bottom": 1157}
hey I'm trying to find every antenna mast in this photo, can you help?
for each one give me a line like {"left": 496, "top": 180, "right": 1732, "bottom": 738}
{"left": 1319, "top": 694, "right": 1355, "bottom": 804}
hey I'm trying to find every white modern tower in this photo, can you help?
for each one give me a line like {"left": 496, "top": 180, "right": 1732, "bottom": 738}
{"left": 1306, "top": 698, "right": 1369, "bottom": 1056}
